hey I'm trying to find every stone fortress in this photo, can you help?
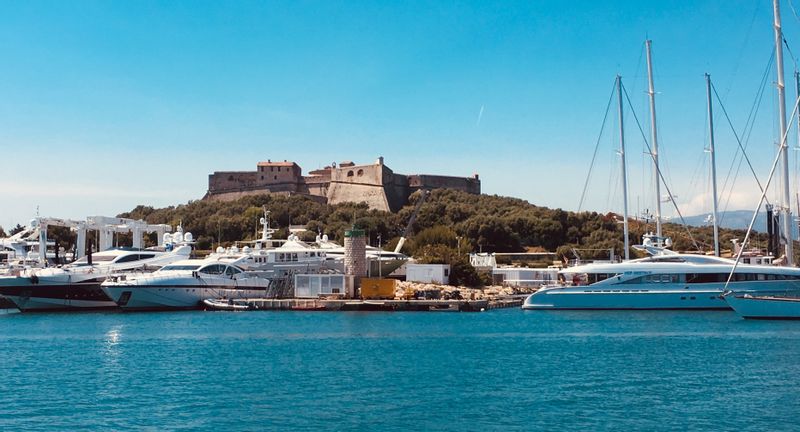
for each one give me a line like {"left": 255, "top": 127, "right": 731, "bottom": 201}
{"left": 204, "top": 157, "right": 481, "bottom": 212}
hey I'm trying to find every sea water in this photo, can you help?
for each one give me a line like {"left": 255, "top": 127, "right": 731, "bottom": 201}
{"left": 1, "top": 309, "right": 799, "bottom": 431}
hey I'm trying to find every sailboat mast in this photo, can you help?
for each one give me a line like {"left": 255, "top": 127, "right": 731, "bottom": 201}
{"left": 617, "top": 75, "right": 630, "bottom": 260}
{"left": 773, "top": 0, "right": 794, "bottom": 265}
{"left": 645, "top": 40, "right": 663, "bottom": 238}
{"left": 705, "top": 73, "right": 721, "bottom": 257}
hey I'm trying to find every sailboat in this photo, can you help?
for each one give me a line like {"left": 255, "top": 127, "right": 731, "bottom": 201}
{"left": 723, "top": 0, "right": 800, "bottom": 320}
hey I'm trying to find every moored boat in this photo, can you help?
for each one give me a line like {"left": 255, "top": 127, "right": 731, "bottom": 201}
{"left": 523, "top": 252, "right": 800, "bottom": 310}
{"left": 0, "top": 245, "right": 192, "bottom": 311}
{"left": 723, "top": 292, "right": 800, "bottom": 319}
{"left": 101, "top": 260, "right": 272, "bottom": 310}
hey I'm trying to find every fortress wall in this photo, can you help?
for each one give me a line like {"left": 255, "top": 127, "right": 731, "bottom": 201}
{"left": 385, "top": 173, "right": 411, "bottom": 212}
{"left": 407, "top": 174, "right": 481, "bottom": 194}
{"left": 302, "top": 175, "right": 330, "bottom": 198}
{"left": 204, "top": 189, "right": 328, "bottom": 204}
{"left": 205, "top": 158, "right": 480, "bottom": 212}
{"left": 256, "top": 163, "right": 302, "bottom": 187}
{"left": 326, "top": 182, "right": 391, "bottom": 212}
{"left": 208, "top": 171, "right": 259, "bottom": 193}
{"left": 330, "top": 162, "right": 385, "bottom": 185}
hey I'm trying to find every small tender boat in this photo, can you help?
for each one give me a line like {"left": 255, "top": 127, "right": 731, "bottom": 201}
{"left": 723, "top": 292, "right": 800, "bottom": 320}
{"left": 202, "top": 298, "right": 252, "bottom": 311}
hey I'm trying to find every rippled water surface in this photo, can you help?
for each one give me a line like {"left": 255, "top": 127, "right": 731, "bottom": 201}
{"left": 1, "top": 309, "right": 799, "bottom": 430}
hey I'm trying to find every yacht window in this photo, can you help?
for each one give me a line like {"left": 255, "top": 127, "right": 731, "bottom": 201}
{"left": 115, "top": 254, "right": 143, "bottom": 263}
{"left": 292, "top": 253, "right": 298, "bottom": 261}
{"left": 73, "top": 255, "right": 116, "bottom": 264}
{"left": 161, "top": 265, "right": 201, "bottom": 271}
{"left": 758, "top": 274, "right": 766, "bottom": 281}
{"left": 687, "top": 273, "right": 727, "bottom": 283}
{"left": 200, "top": 264, "right": 226, "bottom": 275}
{"left": 139, "top": 254, "right": 155, "bottom": 260}
{"left": 588, "top": 273, "right": 611, "bottom": 284}
{"left": 224, "top": 266, "right": 242, "bottom": 276}
{"left": 279, "top": 253, "right": 285, "bottom": 261}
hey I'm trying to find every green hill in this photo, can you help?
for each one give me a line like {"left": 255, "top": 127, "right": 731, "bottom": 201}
{"left": 117, "top": 189, "right": 770, "bottom": 261}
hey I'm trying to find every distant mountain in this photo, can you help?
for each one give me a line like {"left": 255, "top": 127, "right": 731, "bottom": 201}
{"left": 681, "top": 210, "right": 799, "bottom": 237}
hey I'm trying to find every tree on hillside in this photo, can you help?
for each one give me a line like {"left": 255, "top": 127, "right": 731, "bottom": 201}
{"left": 9, "top": 224, "right": 25, "bottom": 236}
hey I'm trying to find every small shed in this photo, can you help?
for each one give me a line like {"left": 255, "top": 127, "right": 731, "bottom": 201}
{"left": 406, "top": 264, "right": 450, "bottom": 285}
{"left": 295, "top": 274, "right": 350, "bottom": 298}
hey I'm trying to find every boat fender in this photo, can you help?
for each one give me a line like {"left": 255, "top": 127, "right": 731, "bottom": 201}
{"left": 30, "top": 274, "right": 39, "bottom": 284}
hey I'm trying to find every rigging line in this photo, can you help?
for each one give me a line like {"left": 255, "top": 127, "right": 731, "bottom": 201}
{"left": 620, "top": 82, "right": 701, "bottom": 252}
{"left": 723, "top": 1, "right": 763, "bottom": 99}
{"left": 718, "top": 51, "right": 773, "bottom": 219}
{"left": 578, "top": 81, "right": 617, "bottom": 212}
{"left": 790, "top": 0, "right": 800, "bottom": 27}
{"left": 784, "top": 37, "right": 798, "bottom": 70}
{"left": 630, "top": 41, "right": 646, "bottom": 101}
{"left": 711, "top": 82, "right": 769, "bottom": 198}
{"left": 725, "top": 92, "right": 800, "bottom": 292}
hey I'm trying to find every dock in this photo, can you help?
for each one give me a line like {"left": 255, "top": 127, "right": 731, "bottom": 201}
{"left": 205, "top": 297, "right": 523, "bottom": 312}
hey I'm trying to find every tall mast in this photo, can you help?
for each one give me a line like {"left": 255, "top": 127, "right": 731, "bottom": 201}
{"left": 617, "top": 75, "right": 630, "bottom": 260}
{"left": 705, "top": 73, "right": 720, "bottom": 257}
{"left": 774, "top": 0, "right": 794, "bottom": 265}
{"left": 645, "top": 40, "right": 663, "bottom": 238}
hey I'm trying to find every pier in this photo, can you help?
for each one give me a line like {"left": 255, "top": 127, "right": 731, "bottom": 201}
{"left": 205, "top": 297, "right": 524, "bottom": 312}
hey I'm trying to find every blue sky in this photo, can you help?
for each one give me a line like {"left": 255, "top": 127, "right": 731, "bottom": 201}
{"left": 1, "top": 0, "right": 798, "bottom": 228}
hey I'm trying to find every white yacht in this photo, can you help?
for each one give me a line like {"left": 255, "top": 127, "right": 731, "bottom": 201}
{"left": 315, "top": 234, "right": 408, "bottom": 276}
{"left": 0, "top": 244, "right": 192, "bottom": 311}
{"left": 523, "top": 242, "right": 800, "bottom": 310}
{"left": 209, "top": 233, "right": 328, "bottom": 276}
{"left": 101, "top": 259, "right": 272, "bottom": 310}
{"left": 723, "top": 292, "right": 800, "bottom": 319}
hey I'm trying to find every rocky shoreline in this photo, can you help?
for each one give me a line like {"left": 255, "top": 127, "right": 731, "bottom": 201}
{"left": 394, "top": 281, "right": 539, "bottom": 301}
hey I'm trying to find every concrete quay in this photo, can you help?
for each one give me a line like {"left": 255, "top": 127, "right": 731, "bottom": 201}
{"left": 205, "top": 297, "right": 523, "bottom": 312}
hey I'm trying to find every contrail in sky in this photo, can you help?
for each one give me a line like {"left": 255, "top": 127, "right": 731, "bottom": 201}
{"left": 476, "top": 104, "right": 484, "bottom": 126}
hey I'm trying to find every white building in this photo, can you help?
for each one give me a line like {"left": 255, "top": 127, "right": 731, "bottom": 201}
{"left": 492, "top": 267, "right": 559, "bottom": 288}
{"left": 406, "top": 264, "right": 450, "bottom": 285}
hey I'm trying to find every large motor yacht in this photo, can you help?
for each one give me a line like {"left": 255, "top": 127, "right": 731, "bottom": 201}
{"left": 0, "top": 244, "right": 192, "bottom": 311}
{"left": 101, "top": 259, "right": 272, "bottom": 310}
{"left": 209, "top": 233, "right": 329, "bottom": 276}
{"left": 523, "top": 237, "right": 800, "bottom": 310}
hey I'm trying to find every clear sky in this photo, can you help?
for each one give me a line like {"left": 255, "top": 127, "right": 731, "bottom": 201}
{"left": 1, "top": 0, "right": 799, "bottom": 229}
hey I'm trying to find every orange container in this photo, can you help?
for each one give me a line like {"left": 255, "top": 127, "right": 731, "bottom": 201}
{"left": 360, "top": 278, "right": 397, "bottom": 299}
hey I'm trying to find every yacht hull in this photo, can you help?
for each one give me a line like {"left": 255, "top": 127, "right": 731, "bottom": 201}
{"left": 523, "top": 286, "right": 729, "bottom": 310}
{"left": 0, "top": 279, "right": 116, "bottom": 311}
{"left": 724, "top": 294, "right": 800, "bottom": 319}
{"left": 102, "top": 283, "right": 269, "bottom": 311}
